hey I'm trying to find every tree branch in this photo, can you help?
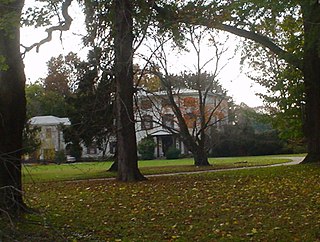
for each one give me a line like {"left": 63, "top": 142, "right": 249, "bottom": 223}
{"left": 149, "top": 1, "right": 303, "bottom": 71}
{"left": 21, "top": 0, "right": 73, "bottom": 58}
{"left": 211, "top": 23, "right": 303, "bottom": 71}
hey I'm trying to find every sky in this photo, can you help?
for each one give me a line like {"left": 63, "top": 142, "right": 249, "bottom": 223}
{"left": 21, "top": 1, "right": 87, "bottom": 81}
{"left": 20, "top": 3, "right": 265, "bottom": 108}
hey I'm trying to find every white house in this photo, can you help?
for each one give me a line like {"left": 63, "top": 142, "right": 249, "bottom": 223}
{"left": 135, "top": 89, "right": 229, "bottom": 158}
{"left": 29, "top": 88, "right": 228, "bottom": 160}
{"left": 29, "top": 115, "right": 115, "bottom": 161}
{"left": 29, "top": 115, "right": 70, "bottom": 161}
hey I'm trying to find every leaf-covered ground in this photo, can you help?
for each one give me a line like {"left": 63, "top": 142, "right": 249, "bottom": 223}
{"left": 1, "top": 164, "right": 320, "bottom": 241}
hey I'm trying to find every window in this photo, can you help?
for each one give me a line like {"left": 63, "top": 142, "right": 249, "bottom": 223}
{"left": 161, "top": 98, "right": 171, "bottom": 107}
{"left": 87, "top": 144, "right": 97, "bottom": 155}
{"left": 162, "top": 114, "right": 174, "bottom": 128}
{"left": 142, "top": 115, "right": 153, "bottom": 130}
{"left": 45, "top": 128, "right": 52, "bottom": 139}
{"left": 109, "top": 141, "right": 117, "bottom": 154}
{"left": 183, "top": 97, "right": 197, "bottom": 107}
{"left": 184, "top": 112, "right": 197, "bottom": 128}
{"left": 140, "top": 100, "right": 152, "bottom": 110}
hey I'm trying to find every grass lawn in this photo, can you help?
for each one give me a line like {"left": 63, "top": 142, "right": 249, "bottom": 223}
{"left": 22, "top": 155, "right": 293, "bottom": 183}
{"left": 1, "top": 163, "right": 320, "bottom": 241}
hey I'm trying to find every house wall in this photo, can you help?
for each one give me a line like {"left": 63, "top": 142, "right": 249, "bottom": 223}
{"left": 80, "top": 137, "right": 117, "bottom": 160}
{"left": 36, "top": 125, "right": 66, "bottom": 160}
{"left": 135, "top": 91, "right": 229, "bottom": 158}
{"left": 30, "top": 91, "right": 229, "bottom": 161}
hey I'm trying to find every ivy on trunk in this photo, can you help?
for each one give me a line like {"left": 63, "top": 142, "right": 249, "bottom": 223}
{"left": 0, "top": 0, "right": 27, "bottom": 215}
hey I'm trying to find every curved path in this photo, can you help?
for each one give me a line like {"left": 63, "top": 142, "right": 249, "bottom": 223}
{"left": 70, "top": 157, "right": 304, "bottom": 183}
{"left": 145, "top": 156, "right": 305, "bottom": 178}
{"left": 266, "top": 156, "right": 304, "bottom": 166}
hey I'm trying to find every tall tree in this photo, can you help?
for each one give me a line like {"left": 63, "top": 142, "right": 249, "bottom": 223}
{"left": 0, "top": 0, "right": 73, "bottom": 214}
{"left": 43, "top": 52, "right": 80, "bottom": 95}
{"left": 300, "top": 2, "right": 320, "bottom": 163}
{"left": 113, "top": 0, "right": 146, "bottom": 181}
{"left": 143, "top": 27, "right": 230, "bottom": 166}
{"left": 150, "top": 0, "right": 320, "bottom": 163}
{"left": 243, "top": 49, "right": 305, "bottom": 149}
{"left": 0, "top": 0, "right": 27, "bottom": 214}
{"left": 82, "top": 1, "right": 148, "bottom": 179}
{"left": 156, "top": 73, "right": 228, "bottom": 166}
{"left": 64, "top": 49, "right": 115, "bottom": 159}
{"left": 25, "top": 52, "right": 81, "bottom": 118}
{"left": 25, "top": 82, "right": 70, "bottom": 118}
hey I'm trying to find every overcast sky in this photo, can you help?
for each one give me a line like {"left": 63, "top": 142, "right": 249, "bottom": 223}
{"left": 20, "top": 2, "right": 265, "bottom": 107}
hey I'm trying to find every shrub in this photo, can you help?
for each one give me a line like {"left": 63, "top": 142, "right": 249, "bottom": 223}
{"left": 67, "top": 142, "right": 82, "bottom": 161}
{"left": 165, "top": 146, "right": 180, "bottom": 159}
{"left": 138, "top": 136, "right": 156, "bottom": 160}
{"left": 55, "top": 150, "right": 66, "bottom": 164}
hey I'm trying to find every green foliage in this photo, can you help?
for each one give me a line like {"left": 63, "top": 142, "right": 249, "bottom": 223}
{"left": 25, "top": 82, "right": 70, "bottom": 118}
{"left": 0, "top": 9, "right": 20, "bottom": 37}
{"left": 165, "top": 146, "right": 180, "bottom": 159}
{"left": 0, "top": 55, "right": 8, "bottom": 71}
{"left": 25, "top": 52, "right": 82, "bottom": 118}
{"left": 232, "top": 0, "right": 305, "bottom": 145}
{"left": 138, "top": 136, "right": 156, "bottom": 160}
{"left": 21, "top": 0, "right": 73, "bottom": 29}
{"left": 54, "top": 150, "right": 66, "bottom": 164}
{"left": 22, "top": 121, "right": 41, "bottom": 156}
{"left": 284, "top": 141, "right": 306, "bottom": 154}
{"left": 64, "top": 49, "right": 115, "bottom": 150}
{"left": 22, "top": 5, "right": 53, "bottom": 27}
{"left": 243, "top": 44, "right": 305, "bottom": 144}
{"left": 67, "top": 142, "right": 82, "bottom": 161}
{"left": 26, "top": 50, "right": 115, "bottom": 159}
{"left": 211, "top": 104, "right": 287, "bottom": 157}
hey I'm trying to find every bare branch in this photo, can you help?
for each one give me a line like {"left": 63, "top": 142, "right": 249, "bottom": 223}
{"left": 21, "top": 0, "right": 73, "bottom": 58}
{"left": 213, "top": 23, "right": 303, "bottom": 71}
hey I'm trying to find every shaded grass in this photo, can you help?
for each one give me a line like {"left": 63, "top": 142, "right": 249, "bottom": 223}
{"left": 22, "top": 156, "right": 292, "bottom": 183}
{"left": 2, "top": 163, "right": 320, "bottom": 241}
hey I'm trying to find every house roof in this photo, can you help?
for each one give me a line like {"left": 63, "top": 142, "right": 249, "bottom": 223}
{"left": 149, "top": 129, "right": 177, "bottom": 136}
{"left": 137, "top": 88, "right": 226, "bottom": 98}
{"left": 29, "top": 116, "right": 71, "bottom": 126}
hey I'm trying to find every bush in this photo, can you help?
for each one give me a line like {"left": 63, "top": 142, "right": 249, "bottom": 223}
{"left": 55, "top": 150, "right": 66, "bottom": 164}
{"left": 67, "top": 142, "right": 82, "bottom": 161}
{"left": 165, "top": 146, "right": 180, "bottom": 159}
{"left": 138, "top": 137, "right": 156, "bottom": 160}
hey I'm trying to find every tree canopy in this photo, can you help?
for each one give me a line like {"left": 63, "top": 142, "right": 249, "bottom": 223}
{"left": 148, "top": 0, "right": 319, "bottom": 163}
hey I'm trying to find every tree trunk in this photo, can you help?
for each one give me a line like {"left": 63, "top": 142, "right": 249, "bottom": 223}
{"left": 301, "top": 3, "right": 320, "bottom": 163}
{"left": 193, "top": 147, "right": 210, "bottom": 166}
{"left": 113, "top": 0, "right": 146, "bottom": 181}
{"left": 0, "top": 0, "right": 27, "bottom": 215}
{"left": 108, "top": 161, "right": 118, "bottom": 172}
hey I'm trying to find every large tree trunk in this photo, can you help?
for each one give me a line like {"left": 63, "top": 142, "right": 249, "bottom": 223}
{"left": 114, "top": 0, "right": 146, "bottom": 181}
{"left": 301, "top": 3, "right": 320, "bottom": 163}
{"left": 193, "top": 146, "right": 210, "bottom": 166}
{"left": 0, "top": 0, "right": 27, "bottom": 215}
{"left": 108, "top": 150, "right": 118, "bottom": 172}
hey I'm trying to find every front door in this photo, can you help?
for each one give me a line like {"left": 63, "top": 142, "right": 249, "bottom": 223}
{"left": 161, "top": 135, "right": 173, "bottom": 156}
